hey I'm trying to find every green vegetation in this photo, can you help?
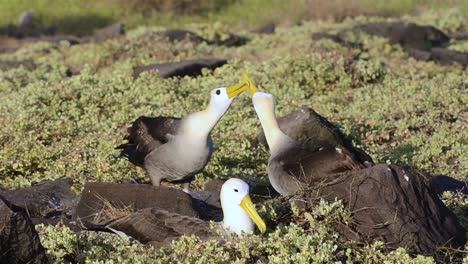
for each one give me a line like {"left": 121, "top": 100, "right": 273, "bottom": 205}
{"left": 0, "top": 2, "right": 467, "bottom": 263}
{"left": 1, "top": 0, "right": 468, "bottom": 35}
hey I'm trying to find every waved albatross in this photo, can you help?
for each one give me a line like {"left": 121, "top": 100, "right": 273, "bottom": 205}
{"left": 107, "top": 178, "right": 267, "bottom": 245}
{"left": 247, "top": 85, "right": 365, "bottom": 196}
{"left": 117, "top": 84, "right": 247, "bottom": 190}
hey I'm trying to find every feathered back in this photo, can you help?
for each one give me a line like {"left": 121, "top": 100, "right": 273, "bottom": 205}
{"left": 116, "top": 116, "right": 181, "bottom": 166}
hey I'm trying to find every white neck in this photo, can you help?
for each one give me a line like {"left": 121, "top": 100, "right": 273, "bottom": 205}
{"left": 221, "top": 203, "right": 255, "bottom": 236}
{"left": 181, "top": 102, "right": 225, "bottom": 140}
{"left": 254, "top": 102, "right": 291, "bottom": 154}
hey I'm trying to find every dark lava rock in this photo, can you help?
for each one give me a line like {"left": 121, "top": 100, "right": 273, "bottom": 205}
{"left": 0, "top": 24, "right": 52, "bottom": 39}
{"left": 0, "top": 59, "right": 36, "bottom": 71}
{"left": 451, "top": 32, "right": 468, "bottom": 40}
{"left": 257, "top": 107, "right": 374, "bottom": 166}
{"left": 92, "top": 23, "right": 125, "bottom": 42}
{"left": 407, "top": 47, "right": 468, "bottom": 66}
{"left": 133, "top": 58, "right": 227, "bottom": 78}
{"left": 161, "top": 29, "right": 206, "bottom": 44}
{"left": 303, "top": 164, "right": 466, "bottom": 255}
{"left": 0, "top": 177, "right": 78, "bottom": 218}
{"left": 430, "top": 175, "right": 468, "bottom": 195}
{"left": 312, "top": 32, "right": 348, "bottom": 45}
{"left": 427, "top": 48, "right": 468, "bottom": 66}
{"left": 160, "top": 29, "right": 248, "bottom": 47}
{"left": 75, "top": 182, "right": 202, "bottom": 228}
{"left": 210, "top": 33, "right": 248, "bottom": 47}
{"left": 313, "top": 21, "right": 467, "bottom": 66}
{"left": 0, "top": 197, "right": 48, "bottom": 264}
{"left": 357, "top": 22, "right": 450, "bottom": 51}
{"left": 252, "top": 23, "right": 276, "bottom": 35}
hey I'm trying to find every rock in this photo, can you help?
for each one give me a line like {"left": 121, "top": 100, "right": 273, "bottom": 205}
{"left": 93, "top": 23, "right": 125, "bottom": 42}
{"left": 18, "top": 10, "right": 35, "bottom": 28}
{"left": 312, "top": 32, "right": 347, "bottom": 45}
{"left": 428, "top": 47, "right": 468, "bottom": 66}
{"left": 407, "top": 47, "right": 468, "bottom": 66}
{"left": 0, "top": 177, "right": 78, "bottom": 218}
{"left": 257, "top": 107, "right": 374, "bottom": 166}
{"left": 430, "top": 175, "right": 468, "bottom": 195}
{"left": 0, "top": 197, "right": 48, "bottom": 263}
{"left": 133, "top": 58, "right": 227, "bottom": 78}
{"left": 451, "top": 32, "right": 468, "bottom": 40}
{"left": 313, "top": 22, "right": 467, "bottom": 66}
{"left": 190, "top": 189, "right": 222, "bottom": 209}
{"left": 209, "top": 33, "right": 248, "bottom": 47}
{"left": 161, "top": 29, "right": 206, "bottom": 44}
{"left": 204, "top": 179, "right": 226, "bottom": 193}
{"left": 0, "top": 59, "right": 36, "bottom": 71}
{"left": 160, "top": 29, "right": 248, "bottom": 47}
{"left": 303, "top": 164, "right": 466, "bottom": 255}
{"left": 357, "top": 22, "right": 450, "bottom": 51}
{"left": 252, "top": 23, "right": 276, "bottom": 35}
{"left": 74, "top": 182, "right": 202, "bottom": 228}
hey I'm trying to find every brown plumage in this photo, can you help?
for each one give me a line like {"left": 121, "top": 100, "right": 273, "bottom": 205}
{"left": 251, "top": 91, "right": 366, "bottom": 196}
{"left": 268, "top": 145, "right": 365, "bottom": 196}
{"left": 116, "top": 86, "right": 247, "bottom": 188}
{"left": 117, "top": 116, "right": 181, "bottom": 167}
{"left": 107, "top": 207, "right": 218, "bottom": 246}
{"left": 75, "top": 179, "right": 266, "bottom": 247}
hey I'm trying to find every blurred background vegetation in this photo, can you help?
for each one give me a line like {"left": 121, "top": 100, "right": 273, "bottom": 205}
{"left": 1, "top": 0, "right": 468, "bottom": 35}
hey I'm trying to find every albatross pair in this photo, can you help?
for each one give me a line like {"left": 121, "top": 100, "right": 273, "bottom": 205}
{"left": 116, "top": 77, "right": 266, "bottom": 238}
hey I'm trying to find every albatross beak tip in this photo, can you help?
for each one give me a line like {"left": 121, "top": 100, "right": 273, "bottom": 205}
{"left": 241, "top": 73, "right": 259, "bottom": 97}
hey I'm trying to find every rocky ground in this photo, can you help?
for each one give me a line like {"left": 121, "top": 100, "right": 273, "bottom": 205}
{"left": 0, "top": 7, "right": 467, "bottom": 263}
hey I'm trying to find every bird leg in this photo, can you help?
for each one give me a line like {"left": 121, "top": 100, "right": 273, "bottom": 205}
{"left": 182, "top": 182, "right": 190, "bottom": 193}
{"left": 150, "top": 174, "right": 162, "bottom": 187}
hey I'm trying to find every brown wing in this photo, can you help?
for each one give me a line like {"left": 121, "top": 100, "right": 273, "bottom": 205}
{"left": 108, "top": 207, "right": 217, "bottom": 245}
{"left": 274, "top": 144, "right": 365, "bottom": 188}
{"left": 116, "top": 116, "right": 181, "bottom": 166}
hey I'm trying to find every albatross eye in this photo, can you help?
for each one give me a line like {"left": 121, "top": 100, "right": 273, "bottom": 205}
{"left": 234, "top": 189, "right": 239, "bottom": 192}
{"left": 216, "top": 89, "right": 221, "bottom": 95}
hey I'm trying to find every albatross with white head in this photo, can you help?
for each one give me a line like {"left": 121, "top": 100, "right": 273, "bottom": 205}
{"left": 244, "top": 74, "right": 365, "bottom": 196}
{"left": 117, "top": 84, "right": 247, "bottom": 191}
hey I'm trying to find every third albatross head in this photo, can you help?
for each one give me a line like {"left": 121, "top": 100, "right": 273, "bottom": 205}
{"left": 220, "top": 178, "right": 267, "bottom": 236}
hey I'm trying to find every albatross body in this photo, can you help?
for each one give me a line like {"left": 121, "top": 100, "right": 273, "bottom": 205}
{"left": 107, "top": 178, "right": 266, "bottom": 245}
{"left": 117, "top": 86, "right": 246, "bottom": 189}
{"left": 250, "top": 89, "right": 365, "bottom": 196}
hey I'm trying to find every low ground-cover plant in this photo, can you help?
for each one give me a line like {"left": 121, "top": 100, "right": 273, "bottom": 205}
{"left": 1, "top": 8, "right": 467, "bottom": 262}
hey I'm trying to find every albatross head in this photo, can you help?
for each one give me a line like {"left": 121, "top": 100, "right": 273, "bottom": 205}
{"left": 208, "top": 86, "right": 245, "bottom": 116}
{"left": 220, "top": 178, "right": 267, "bottom": 236}
{"left": 250, "top": 91, "right": 293, "bottom": 155}
{"left": 251, "top": 92, "right": 275, "bottom": 115}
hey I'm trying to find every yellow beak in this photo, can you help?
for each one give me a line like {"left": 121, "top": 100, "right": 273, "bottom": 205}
{"left": 240, "top": 195, "right": 267, "bottom": 233}
{"left": 226, "top": 82, "right": 247, "bottom": 99}
{"left": 226, "top": 73, "right": 260, "bottom": 98}
{"left": 242, "top": 73, "right": 259, "bottom": 97}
